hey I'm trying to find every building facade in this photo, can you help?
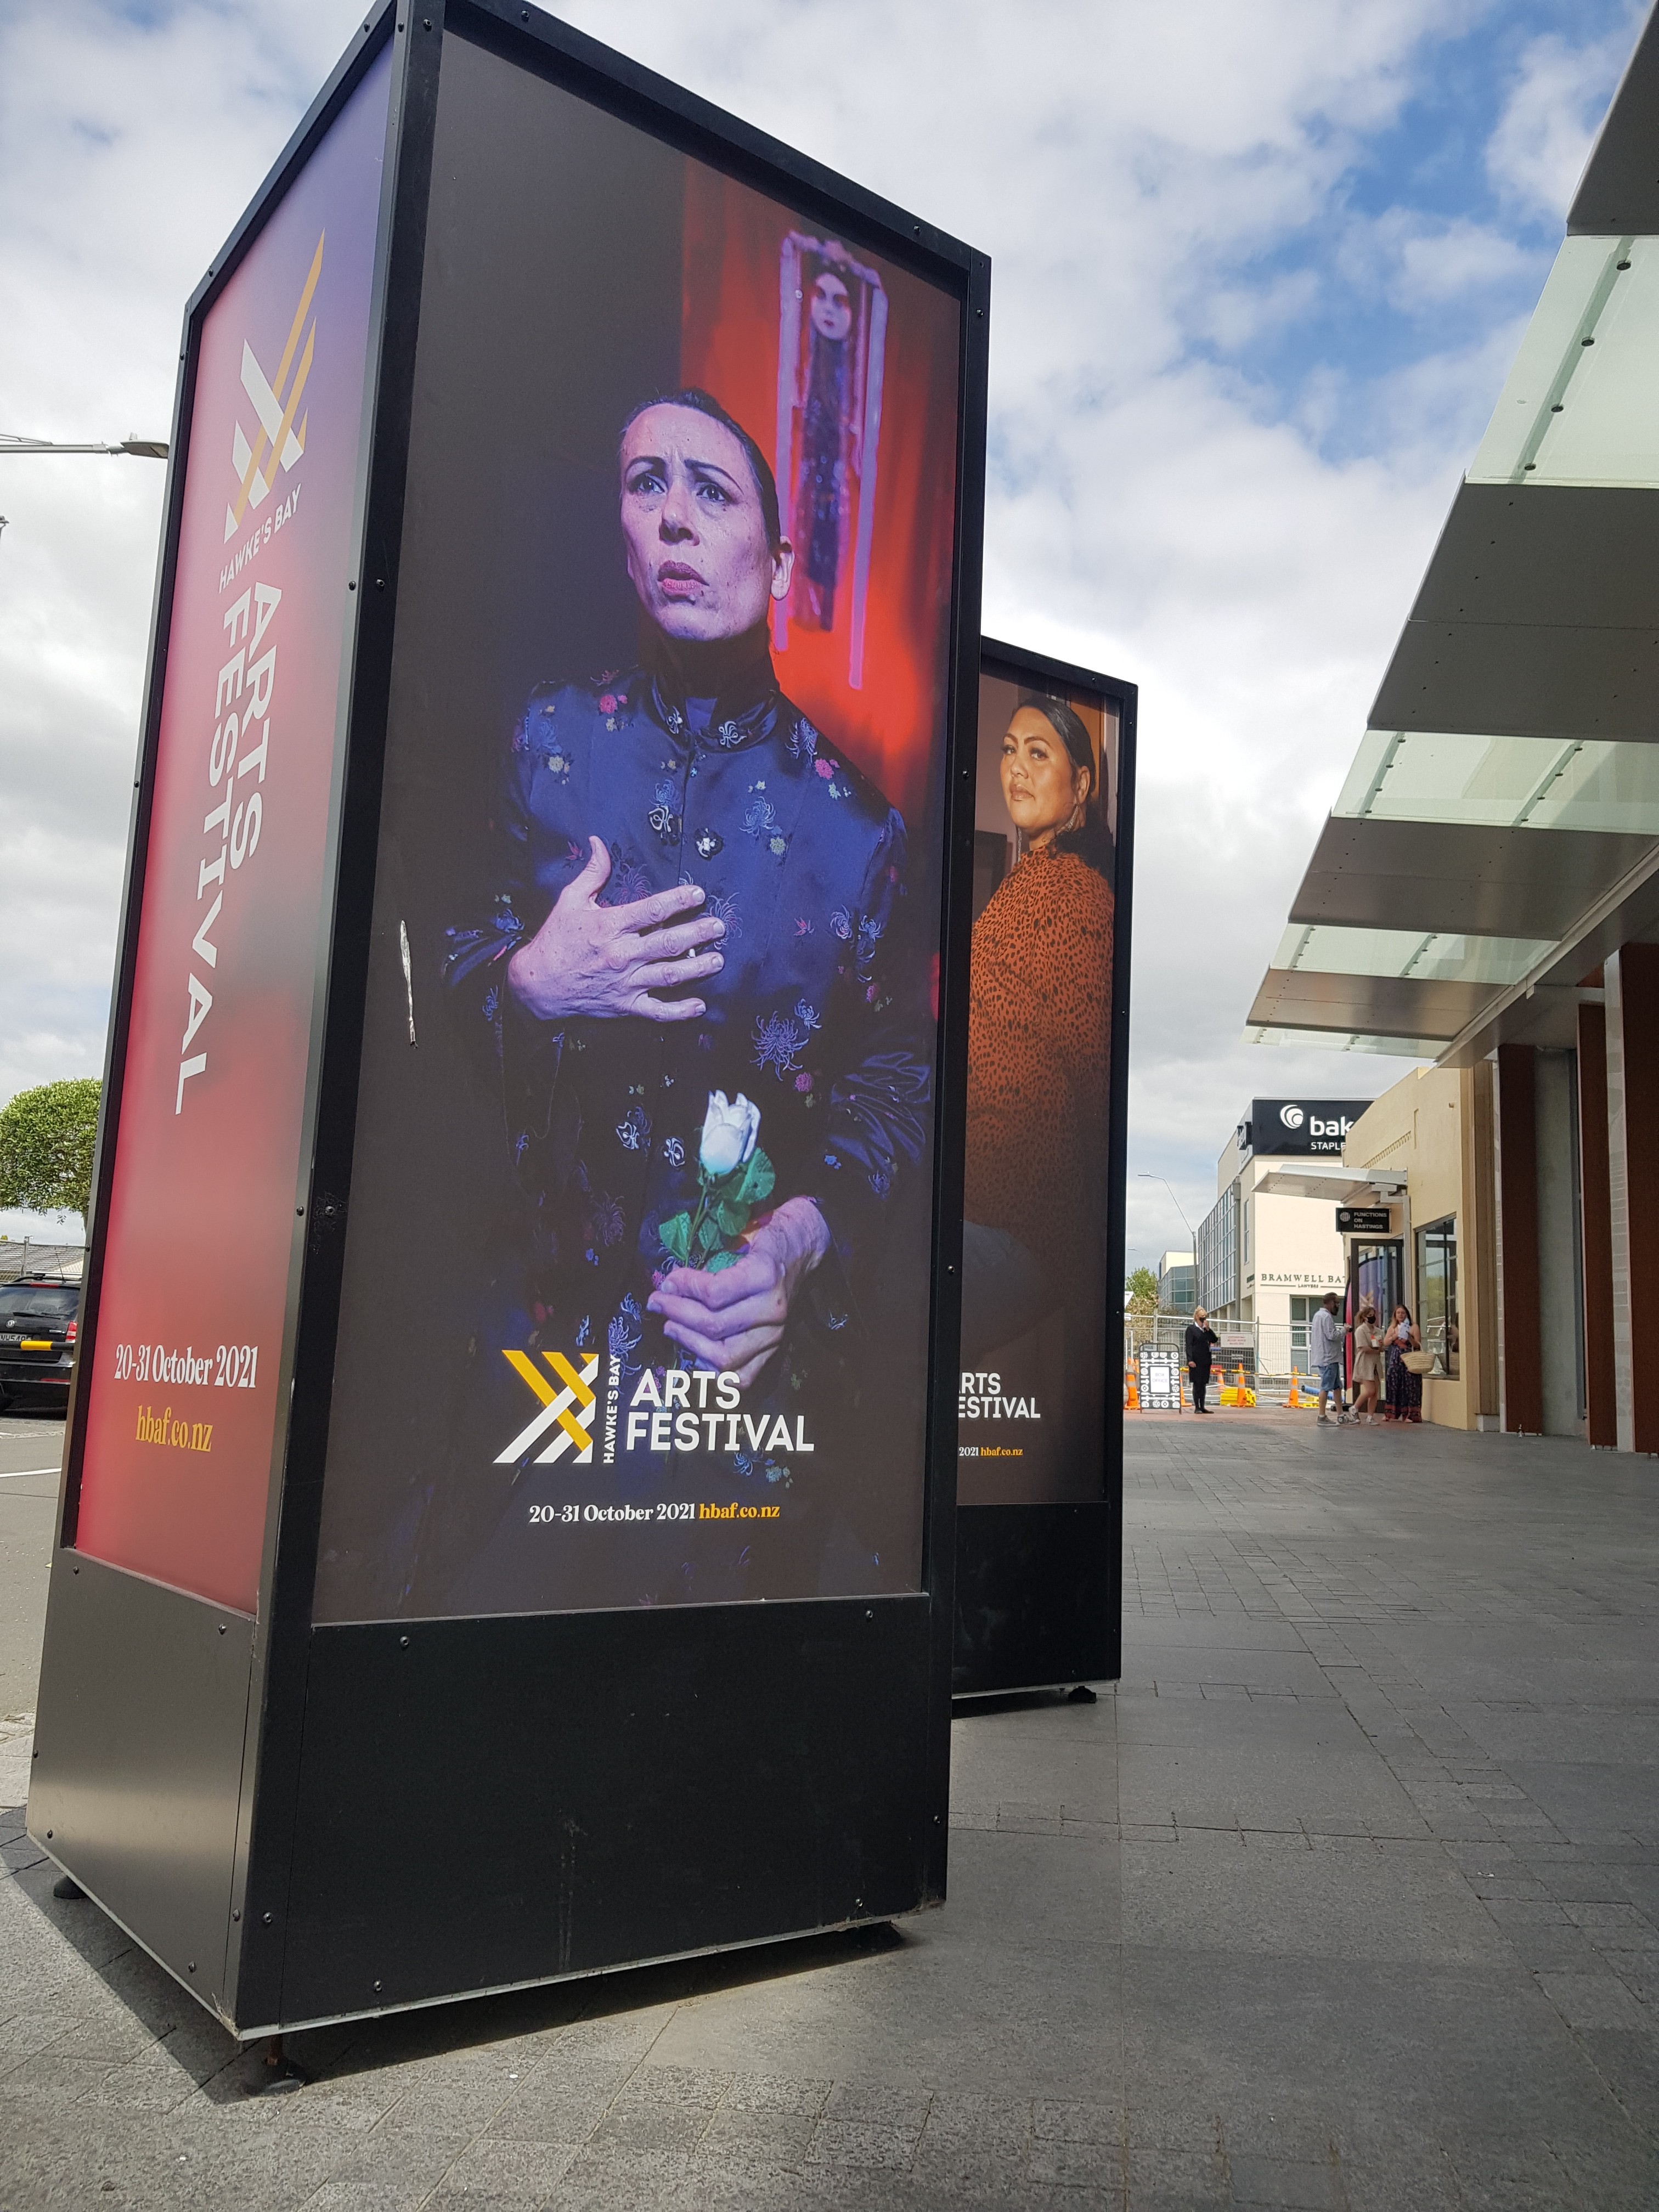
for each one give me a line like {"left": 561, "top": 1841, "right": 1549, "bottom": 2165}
{"left": 1156, "top": 1250, "right": 1196, "bottom": 1313}
{"left": 1246, "top": 18, "right": 1659, "bottom": 1452}
{"left": 1196, "top": 1099, "right": 1367, "bottom": 1368}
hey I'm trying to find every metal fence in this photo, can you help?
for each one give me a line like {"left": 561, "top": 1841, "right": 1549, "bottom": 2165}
{"left": 1123, "top": 1312, "right": 1322, "bottom": 1407}
{"left": 0, "top": 1240, "right": 84, "bottom": 1283}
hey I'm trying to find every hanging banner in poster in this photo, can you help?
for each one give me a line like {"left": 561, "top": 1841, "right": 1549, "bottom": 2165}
{"left": 69, "top": 52, "right": 391, "bottom": 1613}
{"left": 311, "top": 37, "right": 964, "bottom": 1622}
{"left": 956, "top": 660, "right": 1121, "bottom": 1504}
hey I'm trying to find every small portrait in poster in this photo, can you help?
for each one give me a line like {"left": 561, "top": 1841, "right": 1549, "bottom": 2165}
{"left": 310, "top": 38, "right": 965, "bottom": 1621}
{"left": 957, "top": 665, "right": 1121, "bottom": 1505}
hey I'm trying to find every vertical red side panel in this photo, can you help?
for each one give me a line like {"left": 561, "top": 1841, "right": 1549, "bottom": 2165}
{"left": 74, "top": 49, "right": 392, "bottom": 1613}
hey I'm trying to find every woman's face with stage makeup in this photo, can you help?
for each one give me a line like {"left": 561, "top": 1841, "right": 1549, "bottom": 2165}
{"left": 810, "top": 272, "right": 853, "bottom": 342}
{"left": 619, "top": 405, "right": 793, "bottom": 645}
{"left": 1001, "top": 706, "right": 1090, "bottom": 843}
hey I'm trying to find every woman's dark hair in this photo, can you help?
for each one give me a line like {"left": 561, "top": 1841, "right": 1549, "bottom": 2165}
{"left": 1019, "top": 693, "right": 1115, "bottom": 878}
{"left": 620, "top": 388, "right": 783, "bottom": 550}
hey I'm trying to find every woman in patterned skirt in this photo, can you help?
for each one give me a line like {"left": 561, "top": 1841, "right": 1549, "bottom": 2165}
{"left": 1384, "top": 1302, "right": 1423, "bottom": 1423}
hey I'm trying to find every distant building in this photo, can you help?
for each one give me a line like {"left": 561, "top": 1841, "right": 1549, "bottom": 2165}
{"left": 1156, "top": 1250, "right": 1195, "bottom": 1313}
{"left": 1195, "top": 1098, "right": 1374, "bottom": 1365}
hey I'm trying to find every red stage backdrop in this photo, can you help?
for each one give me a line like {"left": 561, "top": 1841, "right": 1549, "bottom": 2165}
{"left": 681, "top": 168, "right": 960, "bottom": 828}
{"left": 72, "top": 52, "right": 390, "bottom": 1612}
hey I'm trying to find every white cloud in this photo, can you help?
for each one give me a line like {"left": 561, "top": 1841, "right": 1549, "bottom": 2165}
{"left": 1486, "top": 19, "right": 1637, "bottom": 220}
{"left": 0, "top": 0, "right": 1636, "bottom": 1269}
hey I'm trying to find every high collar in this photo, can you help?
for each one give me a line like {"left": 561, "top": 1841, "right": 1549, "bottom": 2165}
{"left": 642, "top": 621, "right": 780, "bottom": 753}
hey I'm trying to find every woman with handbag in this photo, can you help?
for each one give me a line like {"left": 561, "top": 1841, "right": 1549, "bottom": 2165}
{"left": 1350, "top": 1302, "right": 1385, "bottom": 1425}
{"left": 1384, "top": 1303, "right": 1424, "bottom": 1424}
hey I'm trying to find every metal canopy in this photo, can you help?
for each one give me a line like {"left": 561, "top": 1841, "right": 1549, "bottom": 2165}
{"left": 1285, "top": 816, "right": 1655, "bottom": 939}
{"left": 1569, "top": 5, "right": 1659, "bottom": 235}
{"left": 1252, "top": 1165, "right": 1403, "bottom": 1201}
{"left": 1248, "top": 968, "right": 1500, "bottom": 1042}
{"left": 1249, "top": 0, "right": 1659, "bottom": 1068}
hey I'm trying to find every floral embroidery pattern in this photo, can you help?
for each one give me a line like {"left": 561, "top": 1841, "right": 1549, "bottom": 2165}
{"left": 608, "top": 1294, "right": 643, "bottom": 1369}
{"left": 616, "top": 1107, "right": 651, "bottom": 1152}
{"left": 602, "top": 848, "right": 653, "bottom": 907}
{"left": 694, "top": 828, "right": 723, "bottom": 860}
{"left": 787, "top": 717, "right": 819, "bottom": 763}
{"left": 661, "top": 1136, "right": 685, "bottom": 1167}
{"left": 708, "top": 892, "right": 741, "bottom": 940}
{"left": 743, "top": 795, "right": 780, "bottom": 843}
{"left": 590, "top": 1193, "right": 625, "bottom": 1248}
{"left": 752, "top": 1008, "right": 811, "bottom": 1079}
{"left": 830, "top": 906, "right": 853, "bottom": 942}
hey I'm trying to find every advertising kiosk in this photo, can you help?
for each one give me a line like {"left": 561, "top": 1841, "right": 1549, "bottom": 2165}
{"left": 29, "top": 0, "right": 989, "bottom": 2036}
{"left": 952, "top": 641, "right": 1135, "bottom": 1696}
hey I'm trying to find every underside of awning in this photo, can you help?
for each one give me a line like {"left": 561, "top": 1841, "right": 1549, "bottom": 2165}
{"left": 1250, "top": 3, "right": 1659, "bottom": 1070}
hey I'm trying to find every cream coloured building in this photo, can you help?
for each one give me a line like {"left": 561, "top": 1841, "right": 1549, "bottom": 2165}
{"left": 1197, "top": 1115, "right": 1359, "bottom": 1370}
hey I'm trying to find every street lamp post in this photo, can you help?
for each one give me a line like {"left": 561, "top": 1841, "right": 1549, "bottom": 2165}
{"left": 1138, "top": 1173, "right": 1196, "bottom": 1265}
{"left": 1, "top": 435, "right": 168, "bottom": 459}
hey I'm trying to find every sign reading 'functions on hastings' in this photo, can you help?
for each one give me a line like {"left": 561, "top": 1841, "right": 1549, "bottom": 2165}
{"left": 1247, "top": 1098, "right": 1372, "bottom": 1158}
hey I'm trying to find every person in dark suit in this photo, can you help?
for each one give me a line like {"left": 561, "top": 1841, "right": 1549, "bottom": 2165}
{"left": 1185, "top": 1307, "right": 1220, "bottom": 1414}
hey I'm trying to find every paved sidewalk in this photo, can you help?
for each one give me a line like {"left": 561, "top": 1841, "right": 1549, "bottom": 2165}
{"left": 1, "top": 1412, "right": 1656, "bottom": 2208}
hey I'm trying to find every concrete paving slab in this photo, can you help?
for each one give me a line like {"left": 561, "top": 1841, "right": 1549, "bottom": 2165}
{"left": 2, "top": 1411, "right": 1657, "bottom": 2207}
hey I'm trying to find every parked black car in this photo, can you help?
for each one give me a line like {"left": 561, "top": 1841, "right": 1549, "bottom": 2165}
{"left": 0, "top": 1279, "right": 81, "bottom": 1412}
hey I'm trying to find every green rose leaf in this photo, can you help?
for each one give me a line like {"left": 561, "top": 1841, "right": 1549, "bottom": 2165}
{"left": 706, "top": 1249, "right": 740, "bottom": 1273}
{"left": 660, "top": 1212, "right": 692, "bottom": 1263}
{"left": 737, "top": 1148, "right": 775, "bottom": 1206}
{"left": 715, "top": 1197, "right": 750, "bottom": 1237}
{"left": 697, "top": 1214, "right": 724, "bottom": 1255}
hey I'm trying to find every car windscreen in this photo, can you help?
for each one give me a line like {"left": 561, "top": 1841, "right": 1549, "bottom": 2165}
{"left": 0, "top": 1285, "right": 80, "bottom": 1323}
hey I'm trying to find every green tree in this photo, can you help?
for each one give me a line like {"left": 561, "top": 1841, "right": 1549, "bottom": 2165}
{"left": 0, "top": 1079, "right": 102, "bottom": 1226}
{"left": 1124, "top": 1265, "right": 1160, "bottom": 1357}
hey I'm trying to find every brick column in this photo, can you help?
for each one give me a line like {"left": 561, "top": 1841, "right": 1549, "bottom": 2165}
{"left": 1495, "top": 1042, "right": 1543, "bottom": 1436}
{"left": 1577, "top": 1002, "right": 1617, "bottom": 1448}
{"left": 1606, "top": 944, "right": 1659, "bottom": 1454}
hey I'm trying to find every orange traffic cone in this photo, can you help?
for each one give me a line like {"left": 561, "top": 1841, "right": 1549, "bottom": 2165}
{"left": 1125, "top": 1364, "right": 1140, "bottom": 1410}
{"left": 1288, "top": 1366, "right": 1302, "bottom": 1408}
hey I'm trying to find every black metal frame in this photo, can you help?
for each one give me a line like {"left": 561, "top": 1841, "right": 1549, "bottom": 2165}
{"left": 951, "top": 638, "right": 1137, "bottom": 1698}
{"left": 31, "top": 0, "right": 989, "bottom": 2036}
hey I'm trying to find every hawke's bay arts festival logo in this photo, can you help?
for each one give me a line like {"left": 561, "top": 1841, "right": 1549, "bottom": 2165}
{"left": 497, "top": 1351, "right": 600, "bottom": 1466}
{"left": 222, "top": 233, "right": 323, "bottom": 546}
{"left": 497, "top": 1349, "right": 816, "bottom": 1471}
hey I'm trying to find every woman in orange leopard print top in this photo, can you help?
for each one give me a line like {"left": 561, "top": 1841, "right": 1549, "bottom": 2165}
{"left": 961, "top": 697, "right": 1114, "bottom": 1360}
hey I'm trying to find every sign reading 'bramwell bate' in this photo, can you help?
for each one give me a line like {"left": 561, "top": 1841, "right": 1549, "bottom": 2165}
{"left": 1247, "top": 1098, "right": 1372, "bottom": 1158}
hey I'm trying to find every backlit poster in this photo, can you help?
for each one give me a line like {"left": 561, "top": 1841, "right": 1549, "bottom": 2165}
{"left": 71, "top": 53, "right": 391, "bottom": 1612}
{"left": 311, "top": 35, "right": 964, "bottom": 1620}
{"left": 957, "top": 659, "right": 1121, "bottom": 1504}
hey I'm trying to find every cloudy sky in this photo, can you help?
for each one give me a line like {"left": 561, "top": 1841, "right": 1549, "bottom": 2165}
{"left": 0, "top": 0, "right": 1640, "bottom": 1256}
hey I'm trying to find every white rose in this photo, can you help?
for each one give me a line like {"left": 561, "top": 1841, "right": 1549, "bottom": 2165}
{"left": 699, "top": 1090, "right": 760, "bottom": 1178}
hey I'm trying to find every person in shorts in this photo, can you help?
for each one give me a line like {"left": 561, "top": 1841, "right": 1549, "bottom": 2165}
{"left": 1309, "top": 1291, "right": 1346, "bottom": 1424}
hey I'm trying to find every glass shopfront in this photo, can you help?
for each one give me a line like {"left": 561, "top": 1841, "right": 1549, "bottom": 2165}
{"left": 1417, "top": 1217, "right": 1460, "bottom": 1377}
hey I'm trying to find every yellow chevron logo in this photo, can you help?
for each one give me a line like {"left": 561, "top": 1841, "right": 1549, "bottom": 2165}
{"left": 497, "top": 1349, "right": 600, "bottom": 1465}
{"left": 223, "top": 232, "right": 323, "bottom": 543}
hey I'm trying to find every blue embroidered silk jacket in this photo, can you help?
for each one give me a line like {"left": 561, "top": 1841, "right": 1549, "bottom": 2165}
{"left": 444, "top": 647, "right": 932, "bottom": 1388}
